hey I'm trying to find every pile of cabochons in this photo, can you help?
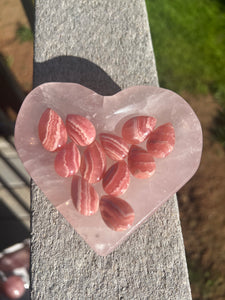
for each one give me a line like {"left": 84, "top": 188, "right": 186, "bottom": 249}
{"left": 38, "top": 108, "right": 175, "bottom": 232}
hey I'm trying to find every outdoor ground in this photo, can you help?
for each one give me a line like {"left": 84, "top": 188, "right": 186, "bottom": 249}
{"left": 0, "top": 0, "right": 33, "bottom": 94}
{"left": 0, "top": 1, "right": 224, "bottom": 299}
{"left": 178, "top": 93, "right": 225, "bottom": 299}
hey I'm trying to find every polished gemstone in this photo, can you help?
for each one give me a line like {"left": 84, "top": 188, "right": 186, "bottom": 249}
{"left": 147, "top": 123, "right": 175, "bottom": 158}
{"left": 66, "top": 114, "right": 96, "bottom": 146}
{"left": 100, "top": 195, "right": 135, "bottom": 231}
{"left": 71, "top": 175, "right": 99, "bottom": 216}
{"left": 80, "top": 140, "right": 106, "bottom": 183}
{"left": 1, "top": 276, "right": 25, "bottom": 299}
{"left": 99, "top": 133, "right": 129, "bottom": 160}
{"left": 102, "top": 160, "right": 130, "bottom": 196}
{"left": 122, "top": 116, "right": 157, "bottom": 144}
{"left": 54, "top": 142, "right": 80, "bottom": 177}
{"left": 128, "top": 145, "right": 156, "bottom": 179}
{"left": 38, "top": 108, "right": 67, "bottom": 152}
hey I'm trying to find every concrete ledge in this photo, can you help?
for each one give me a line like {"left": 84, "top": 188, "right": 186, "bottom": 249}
{"left": 31, "top": 0, "right": 192, "bottom": 299}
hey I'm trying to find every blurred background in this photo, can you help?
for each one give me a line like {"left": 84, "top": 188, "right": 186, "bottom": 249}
{"left": 0, "top": 0, "right": 224, "bottom": 299}
{"left": 0, "top": 0, "right": 33, "bottom": 299}
{"left": 146, "top": 1, "right": 225, "bottom": 299}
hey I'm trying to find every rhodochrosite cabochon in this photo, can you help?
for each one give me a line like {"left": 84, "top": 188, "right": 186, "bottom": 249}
{"left": 100, "top": 196, "right": 135, "bottom": 231}
{"left": 102, "top": 161, "right": 130, "bottom": 196}
{"left": 38, "top": 108, "right": 68, "bottom": 151}
{"left": 128, "top": 145, "right": 156, "bottom": 179}
{"left": 99, "top": 133, "right": 129, "bottom": 161}
{"left": 80, "top": 140, "right": 106, "bottom": 184}
{"left": 71, "top": 176, "right": 99, "bottom": 216}
{"left": 122, "top": 116, "right": 157, "bottom": 144}
{"left": 14, "top": 83, "right": 202, "bottom": 256}
{"left": 54, "top": 142, "right": 81, "bottom": 178}
{"left": 66, "top": 114, "right": 96, "bottom": 146}
{"left": 147, "top": 123, "right": 175, "bottom": 158}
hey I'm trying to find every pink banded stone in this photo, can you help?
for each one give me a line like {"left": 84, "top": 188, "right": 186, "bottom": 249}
{"left": 38, "top": 108, "right": 67, "bottom": 152}
{"left": 128, "top": 145, "right": 156, "bottom": 179}
{"left": 54, "top": 142, "right": 80, "bottom": 177}
{"left": 66, "top": 114, "right": 96, "bottom": 146}
{"left": 71, "top": 175, "right": 99, "bottom": 216}
{"left": 122, "top": 116, "right": 157, "bottom": 144}
{"left": 99, "top": 133, "right": 129, "bottom": 161}
{"left": 100, "top": 195, "right": 135, "bottom": 231}
{"left": 80, "top": 140, "right": 106, "bottom": 183}
{"left": 102, "top": 160, "right": 130, "bottom": 196}
{"left": 147, "top": 122, "right": 175, "bottom": 158}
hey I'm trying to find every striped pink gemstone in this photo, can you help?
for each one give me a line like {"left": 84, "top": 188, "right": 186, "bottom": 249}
{"left": 66, "top": 114, "right": 96, "bottom": 146}
{"left": 100, "top": 195, "right": 135, "bottom": 231}
{"left": 147, "top": 123, "right": 175, "bottom": 158}
{"left": 99, "top": 133, "right": 129, "bottom": 161}
{"left": 102, "top": 160, "right": 130, "bottom": 196}
{"left": 54, "top": 142, "right": 81, "bottom": 177}
{"left": 128, "top": 145, "right": 156, "bottom": 179}
{"left": 38, "top": 108, "right": 67, "bottom": 152}
{"left": 122, "top": 116, "right": 157, "bottom": 144}
{"left": 80, "top": 140, "right": 106, "bottom": 183}
{"left": 71, "top": 175, "right": 99, "bottom": 216}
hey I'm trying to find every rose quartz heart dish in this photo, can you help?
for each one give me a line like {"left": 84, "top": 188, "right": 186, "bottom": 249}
{"left": 14, "top": 83, "right": 203, "bottom": 256}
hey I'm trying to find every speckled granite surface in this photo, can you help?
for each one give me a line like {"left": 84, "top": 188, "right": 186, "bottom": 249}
{"left": 31, "top": 1, "right": 192, "bottom": 299}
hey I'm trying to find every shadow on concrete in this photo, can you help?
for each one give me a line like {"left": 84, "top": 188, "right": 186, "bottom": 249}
{"left": 34, "top": 56, "right": 121, "bottom": 95}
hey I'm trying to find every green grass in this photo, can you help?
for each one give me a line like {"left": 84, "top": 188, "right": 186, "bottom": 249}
{"left": 16, "top": 24, "right": 33, "bottom": 43}
{"left": 4, "top": 55, "right": 14, "bottom": 67}
{"left": 188, "top": 260, "right": 225, "bottom": 299}
{"left": 145, "top": 0, "right": 225, "bottom": 96}
{"left": 145, "top": 0, "right": 225, "bottom": 146}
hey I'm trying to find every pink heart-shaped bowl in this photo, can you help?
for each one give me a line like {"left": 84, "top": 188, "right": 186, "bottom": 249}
{"left": 15, "top": 83, "right": 202, "bottom": 256}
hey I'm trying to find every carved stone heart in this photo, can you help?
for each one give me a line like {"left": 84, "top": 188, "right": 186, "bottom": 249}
{"left": 15, "top": 83, "right": 202, "bottom": 256}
